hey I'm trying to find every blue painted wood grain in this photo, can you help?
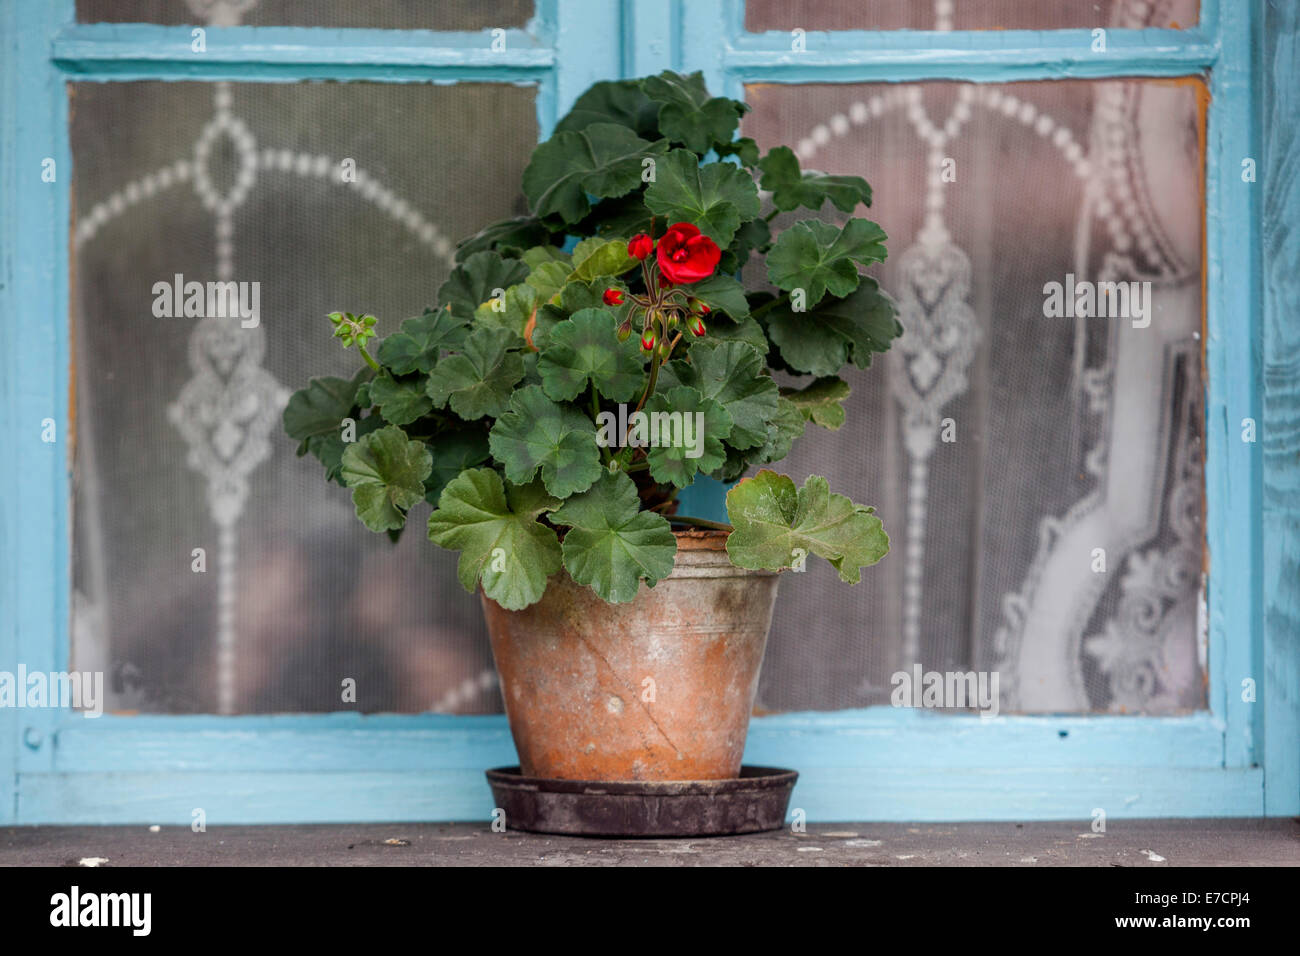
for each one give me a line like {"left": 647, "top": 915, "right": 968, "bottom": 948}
{"left": 0, "top": 0, "right": 1290, "bottom": 823}
{"left": 1, "top": 0, "right": 75, "bottom": 821}
{"left": 17, "top": 767, "right": 1263, "bottom": 825}
{"left": 52, "top": 23, "right": 555, "bottom": 82}
{"left": 1261, "top": 0, "right": 1300, "bottom": 815}
{"left": 18, "top": 709, "right": 1262, "bottom": 823}
{"left": 1206, "top": 0, "right": 1265, "bottom": 772}
{"left": 40, "top": 710, "right": 1229, "bottom": 773}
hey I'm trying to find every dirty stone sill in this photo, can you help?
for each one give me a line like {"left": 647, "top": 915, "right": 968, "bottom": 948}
{"left": 2, "top": 819, "right": 1297, "bottom": 867}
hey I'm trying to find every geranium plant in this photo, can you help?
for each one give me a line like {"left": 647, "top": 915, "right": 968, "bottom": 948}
{"left": 284, "top": 71, "right": 902, "bottom": 611}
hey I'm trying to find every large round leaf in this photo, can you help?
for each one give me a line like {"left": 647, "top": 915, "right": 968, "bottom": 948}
{"left": 551, "top": 471, "right": 677, "bottom": 603}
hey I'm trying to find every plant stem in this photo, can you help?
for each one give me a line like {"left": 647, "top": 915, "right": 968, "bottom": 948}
{"left": 634, "top": 346, "right": 661, "bottom": 417}
{"left": 358, "top": 344, "right": 380, "bottom": 372}
{"left": 668, "top": 514, "right": 734, "bottom": 532}
{"left": 749, "top": 293, "right": 790, "bottom": 320}
{"left": 764, "top": 208, "right": 781, "bottom": 222}
{"left": 623, "top": 460, "right": 650, "bottom": 473}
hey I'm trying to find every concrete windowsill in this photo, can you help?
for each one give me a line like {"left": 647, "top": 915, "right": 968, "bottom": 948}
{"left": 2, "top": 819, "right": 1297, "bottom": 867}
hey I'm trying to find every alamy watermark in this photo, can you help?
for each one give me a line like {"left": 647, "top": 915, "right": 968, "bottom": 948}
{"left": 152, "top": 273, "right": 260, "bottom": 328}
{"left": 50, "top": 886, "right": 151, "bottom": 936}
{"left": 1042, "top": 273, "right": 1152, "bottom": 329}
{"left": 595, "top": 403, "right": 705, "bottom": 459}
{"left": 890, "top": 665, "right": 1000, "bottom": 718}
{"left": 0, "top": 666, "right": 104, "bottom": 718}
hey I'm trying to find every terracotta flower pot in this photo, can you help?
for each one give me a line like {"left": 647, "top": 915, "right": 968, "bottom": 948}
{"left": 481, "top": 530, "right": 780, "bottom": 782}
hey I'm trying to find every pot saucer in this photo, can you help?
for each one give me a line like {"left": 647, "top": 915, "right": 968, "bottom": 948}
{"left": 485, "top": 765, "right": 797, "bottom": 838}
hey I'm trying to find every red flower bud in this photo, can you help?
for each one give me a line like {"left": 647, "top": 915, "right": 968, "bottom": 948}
{"left": 698, "top": 303, "right": 711, "bottom": 314}
{"left": 641, "top": 329, "right": 657, "bottom": 352}
{"left": 656, "top": 222, "right": 721, "bottom": 285}
{"left": 603, "top": 288, "right": 625, "bottom": 306}
{"left": 627, "top": 233, "right": 654, "bottom": 260}
{"left": 691, "top": 317, "right": 707, "bottom": 337}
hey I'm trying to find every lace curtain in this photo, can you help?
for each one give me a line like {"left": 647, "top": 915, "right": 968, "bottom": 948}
{"left": 70, "top": 0, "right": 1206, "bottom": 715}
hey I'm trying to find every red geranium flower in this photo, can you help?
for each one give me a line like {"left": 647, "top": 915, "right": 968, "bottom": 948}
{"left": 602, "top": 288, "right": 625, "bottom": 306}
{"left": 656, "top": 223, "right": 720, "bottom": 285}
{"left": 627, "top": 233, "right": 653, "bottom": 261}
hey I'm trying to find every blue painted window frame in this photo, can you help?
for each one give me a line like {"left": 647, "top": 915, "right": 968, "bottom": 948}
{"left": 1, "top": 0, "right": 1294, "bottom": 824}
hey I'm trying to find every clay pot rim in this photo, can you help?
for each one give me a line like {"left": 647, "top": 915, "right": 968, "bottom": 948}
{"left": 672, "top": 528, "right": 731, "bottom": 551}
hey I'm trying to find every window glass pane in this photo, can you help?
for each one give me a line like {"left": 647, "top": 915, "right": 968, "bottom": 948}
{"left": 70, "top": 80, "right": 537, "bottom": 714}
{"left": 744, "top": 0, "right": 1198, "bottom": 32}
{"left": 742, "top": 78, "right": 1207, "bottom": 714}
{"left": 77, "top": 0, "right": 532, "bottom": 30}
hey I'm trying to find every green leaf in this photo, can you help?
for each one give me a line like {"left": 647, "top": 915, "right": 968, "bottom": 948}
{"left": 758, "top": 145, "right": 872, "bottom": 213}
{"left": 340, "top": 424, "right": 433, "bottom": 533}
{"left": 766, "top": 217, "right": 888, "bottom": 307}
{"left": 532, "top": 278, "right": 635, "bottom": 351}
{"left": 473, "top": 282, "right": 538, "bottom": 338}
{"left": 427, "top": 468, "right": 562, "bottom": 611}
{"left": 643, "top": 149, "right": 761, "bottom": 247}
{"left": 705, "top": 316, "right": 769, "bottom": 357}
{"left": 488, "top": 384, "right": 604, "bottom": 498}
{"left": 663, "top": 341, "right": 779, "bottom": 450}
{"left": 424, "top": 427, "right": 491, "bottom": 505}
{"left": 765, "top": 277, "right": 901, "bottom": 377}
{"left": 641, "top": 71, "right": 747, "bottom": 155}
{"left": 753, "top": 396, "right": 806, "bottom": 465}
{"left": 520, "top": 349, "right": 543, "bottom": 388}
{"left": 439, "top": 251, "right": 530, "bottom": 322}
{"left": 426, "top": 326, "right": 526, "bottom": 420}
{"left": 716, "top": 136, "right": 761, "bottom": 167}
{"left": 575, "top": 192, "right": 655, "bottom": 239}
{"left": 524, "top": 260, "right": 572, "bottom": 303}
{"left": 568, "top": 237, "right": 638, "bottom": 283}
{"left": 283, "top": 366, "right": 372, "bottom": 441}
{"left": 642, "top": 385, "right": 733, "bottom": 487}
{"left": 781, "top": 376, "right": 851, "bottom": 429}
{"left": 557, "top": 279, "right": 632, "bottom": 317}
{"left": 725, "top": 471, "right": 889, "bottom": 583}
{"left": 522, "top": 244, "right": 572, "bottom": 270}
{"left": 711, "top": 444, "right": 757, "bottom": 483}
{"left": 718, "top": 217, "right": 771, "bottom": 274}
{"left": 523, "top": 123, "right": 668, "bottom": 225}
{"left": 551, "top": 471, "right": 678, "bottom": 603}
{"left": 369, "top": 369, "right": 434, "bottom": 426}
{"left": 538, "top": 308, "right": 646, "bottom": 403}
{"left": 377, "top": 307, "right": 470, "bottom": 375}
{"left": 455, "top": 216, "right": 553, "bottom": 263}
{"left": 554, "top": 79, "right": 662, "bottom": 138}
{"left": 304, "top": 413, "right": 385, "bottom": 487}
{"left": 685, "top": 273, "right": 749, "bottom": 320}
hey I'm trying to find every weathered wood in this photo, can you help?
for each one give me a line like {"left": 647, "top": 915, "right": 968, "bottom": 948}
{"left": 1261, "top": 0, "right": 1300, "bottom": 815}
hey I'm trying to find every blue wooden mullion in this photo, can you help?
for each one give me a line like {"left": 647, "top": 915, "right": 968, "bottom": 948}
{"left": 1259, "top": 0, "right": 1300, "bottom": 816}
{"left": 723, "top": 28, "right": 1218, "bottom": 81}
{"left": 52, "top": 23, "right": 554, "bottom": 83}
{"left": 543, "top": 0, "right": 622, "bottom": 129}
{"left": 0, "top": 0, "right": 76, "bottom": 821}
{"left": 1205, "top": 0, "right": 1264, "bottom": 775}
